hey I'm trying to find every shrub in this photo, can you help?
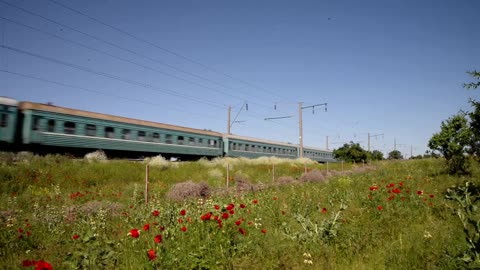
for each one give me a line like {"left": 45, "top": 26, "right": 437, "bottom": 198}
{"left": 300, "top": 169, "right": 327, "bottom": 183}
{"left": 276, "top": 176, "right": 297, "bottom": 185}
{"left": 166, "top": 181, "right": 210, "bottom": 201}
{"left": 84, "top": 150, "right": 107, "bottom": 162}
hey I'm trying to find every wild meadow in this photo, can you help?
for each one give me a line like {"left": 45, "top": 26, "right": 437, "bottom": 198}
{"left": 0, "top": 152, "right": 479, "bottom": 269}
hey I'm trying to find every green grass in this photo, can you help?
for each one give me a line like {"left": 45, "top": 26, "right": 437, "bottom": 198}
{"left": 0, "top": 154, "right": 478, "bottom": 269}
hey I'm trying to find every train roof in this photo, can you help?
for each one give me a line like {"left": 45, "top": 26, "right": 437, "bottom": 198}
{"left": 18, "top": 101, "right": 223, "bottom": 137}
{"left": 0, "top": 97, "right": 19, "bottom": 106}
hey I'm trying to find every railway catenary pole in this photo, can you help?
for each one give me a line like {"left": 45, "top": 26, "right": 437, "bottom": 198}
{"left": 368, "top": 133, "right": 384, "bottom": 152}
{"left": 299, "top": 102, "right": 304, "bottom": 158}
{"left": 298, "top": 102, "right": 327, "bottom": 158}
{"left": 227, "top": 106, "right": 231, "bottom": 135}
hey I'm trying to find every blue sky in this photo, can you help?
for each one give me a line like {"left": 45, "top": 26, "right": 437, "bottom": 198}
{"left": 1, "top": 0, "right": 479, "bottom": 157}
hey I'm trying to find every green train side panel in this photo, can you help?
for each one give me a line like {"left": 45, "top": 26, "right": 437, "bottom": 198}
{"left": 303, "top": 148, "right": 336, "bottom": 163}
{"left": 22, "top": 110, "right": 222, "bottom": 157}
{"left": 225, "top": 138, "right": 298, "bottom": 159}
{"left": 0, "top": 105, "right": 18, "bottom": 143}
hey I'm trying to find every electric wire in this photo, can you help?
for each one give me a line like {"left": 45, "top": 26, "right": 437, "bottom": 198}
{"left": 47, "top": 0, "right": 292, "bottom": 102}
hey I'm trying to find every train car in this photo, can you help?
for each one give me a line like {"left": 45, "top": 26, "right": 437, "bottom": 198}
{"left": 303, "top": 146, "right": 336, "bottom": 163}
{"left": 223, "top": 134, "right": 298, "bottom": 159}
{"left": 0, "top": 97, "right": 19, "bottom": 145}
{"left": 18, "top": 101, "right": 224, "bottom": 158}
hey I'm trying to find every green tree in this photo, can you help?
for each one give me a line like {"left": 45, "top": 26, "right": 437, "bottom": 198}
{"left": 428, "top": 113, "right": 473, "bottom": 174}
{"left": 465, "top": 70, "right": 480, "bottom": 158}
{"left": 387, "top": 150, "right": 403, "bottom": 160}
{"left": 333, "top": 142, "right": 368, "bottom": 163}
{"left": 369, "top": 150, "right": 384, "bottom": 160}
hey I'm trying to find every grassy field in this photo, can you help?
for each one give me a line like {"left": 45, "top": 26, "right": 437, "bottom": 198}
{"left": 0, "top": 153, "right": 479, "bottom": 269}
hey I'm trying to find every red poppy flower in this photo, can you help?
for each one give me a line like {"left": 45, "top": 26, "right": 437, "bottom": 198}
{"left": 159, "top": 226, "right": 165, "bottom": 231}
{"left": 261, "top": 229, "right": 267, "bottom": 234}
{"left": 143, "top": 224, "right": 150, "bottom": 231}
{"left": 22, "top": 260, "right": 35, "bottom": 267}
{"left": 214, "top": 205, "right": 220, "bottom": 210}
{"left": 180, "top": 209, "right": 186, "bottom": 216}
{"left": 273, "top": 197, "right": 278, "bottom": 200}
{"left": 399, "top": 182, "right": 404, "bottom": 187}
{"left": 240, "top": 204, "right": 246, "bottom": 209}
{"left": 239, "top": 228, "right": 246, "bottom": 235}
{"left": 181, "top": 226, "right": 187, "bottom": 232}
{"left": 321, "top": 208, "right": 327, "bottom": 214}
{"left": 222, "top": 213, "right": 229, "bottom": 219}
{"left": 281, "top": 210, "right": 286, "bottom": 215}
{"left": 26, "top": 231, "right": 31, "bottom": 236}
{"left": 147, "top": 249, "right": 156, "bottom": 261}
{"left": 18, "top": 228, "right": 24, "bottom": 234}
{"left": 386, "top": 183, "right": 395, "bottom": 188}
{"left": 417, "top": 190, "right": 423, "bottom": 195}
{"left": 429, "top": 194, "right": 434, "bottom": 198}
{"left": 213, "top": 215, "right": 219, "bottom": 221}
{"left": 392, "top": 188, "right": 401, "bottom": 194}
{"left": 369, "top": 185, "right": 379, "bottom": 191}
{"left": 226, "top": 204, "right": 234, "bottom": 211}
{"left": 34, "top": 260, "right": 52, "bottom": 270}
{"left": 387, "top": 195, "right": 395, "bottom": 201}
{"left": 154, "top": 234, "right": 162, "bottom": 243}
{"left": 377, "top": 205, "right": 383, "bottom": 211}
{"left": 252, "top": 199, "right": 258, "bottom": 204}
{"left": 235, "top": 220, "right": 242, "bottom": 226}
{"left": 152, "top": 210, "right": 159, "bottom": 217}
{"left": 72, "top": 234, "right": 80, "bottom": 240}
{"left": 178, "top": 218, "right": 183, "bottom": 223}
{"left": 129, "top": 229, "right": 140, "bottom": 238}
{"left": 229, "top": 210, "right": 235, "bottom": 215}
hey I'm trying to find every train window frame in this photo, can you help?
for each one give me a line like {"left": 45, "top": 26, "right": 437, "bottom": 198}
{"left": 138, "top": 131, "right": 146, "bottom": 141}
{"left": 47, "top": 120, "right": 55, "bottom": 132}
{"left": 0, "top": 113, "right": 7, "bottom": 127}
{"left": 188, "top": 137, "right": 195, "bottom": 145}
{"left": 198, "top": 138, "right": 203, "bottom": 145}
{"left": 64, "top": 121, "right": 76, "bottom": 135}
{"left": 165, "top": 134, "right": 173, "bottom": 144}
{"left": 152, "top": 132, "right": 160, "bottom": 142}
{"left": 122, "top": 129, "right": 131, "bottom": 140}
{"left": 32, "top": 116, "right": 41, "bottom": 131}
{"left": 177, "top": 136, "right": 184, "bottom": 145}
{"left": 105, "top": 127, "right": 115, "bottom": 139}
{"left": 85, "top": 124, "right": 96, "bottom": 136}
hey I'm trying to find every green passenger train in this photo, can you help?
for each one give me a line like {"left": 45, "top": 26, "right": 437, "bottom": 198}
{"left": 0, "top": 97, "right": 335, "bottom": 162}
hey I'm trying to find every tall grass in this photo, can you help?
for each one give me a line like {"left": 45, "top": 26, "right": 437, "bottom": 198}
{"left": 0, "top": 153, "right": 478, "bottom": 269}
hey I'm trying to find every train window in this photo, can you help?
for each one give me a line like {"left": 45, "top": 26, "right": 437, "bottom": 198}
{"left": 177, "top": 136, "right": 184, "bottom": 145}
{"left": 232, "top": 143, "right": 237, "bottom": 150}
{"left": 32, "top": 116, "right": 40, "bottom": 131}
{"left": 85, "top": 124, "right": 96, "bottom": 136}
{"left": 105, "top": 127, "right": 115, "bottom": 138}
{"left": 165, "top": 134, "right": 173, "bottom": 144}
{"left": 122, "top": 129, "right": 131, "bottom": 140}
{"left": 64, "top": 122, "right": 76, "bottom": 135}
{"left": 251, "top": 145, "right": 256, "bottom": 152}
{"left": 188, "top": 137, "right": 195, "bottom": 145}
{"left": 0, "top": 113, "right": 7, "bottom": 127}
{"left": 198, "top": 138, "right": 203, "bottom": 145}
{"left": 267, "top": 147, "right": 272, "bottom": 153}
{"left": 47, "top": 120, "right": 55, "bottom": 132}
{"left": 208, "top": 139, "right": 216, "bottom": 148}
{"left": 245, "top": 144, "right": 250, "bottom": 151}
{"left": 138, "top": 131, "right": 146, "bottom": 141}
{"left": 152, "top": 132, "right": 160, "bottom": 142}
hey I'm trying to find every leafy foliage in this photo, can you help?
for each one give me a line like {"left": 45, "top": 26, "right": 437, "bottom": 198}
{"left": 464, "top": 70, "right": 480, "bottom": 90}
{"left": 387, "top": 150, "right": 403, "bottom": 160}
{"left": 333, "top": 142, "right": 368, "bottom": 163}
{"left": 445, "top": 182, "right": 480, "bottom": 266}
{"left": 469, "top": 99, "right": 480, "bottom": 159}
{"left": 369, "top": 150, "right": 384, "bottom": 161}
{"left": 428, "top": 113, "right": 472, "bottom": 174}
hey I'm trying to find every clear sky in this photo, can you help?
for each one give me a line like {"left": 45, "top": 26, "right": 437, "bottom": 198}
{"left": 1, "top": 0, "right": 479, "bottom": 157}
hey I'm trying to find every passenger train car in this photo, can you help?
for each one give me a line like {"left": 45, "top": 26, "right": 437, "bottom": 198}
{"left": 0, "top": 97, "right": 335, "bottom": 162}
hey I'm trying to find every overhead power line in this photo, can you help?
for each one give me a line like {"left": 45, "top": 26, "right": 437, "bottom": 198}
{"left": 0, "top": 68, "right": 223, "bottom": 121}
{"left": 0, "top": 44, "right": 224, "bottom": 109}
{"left": 0, "top": 0, "right": 287, "bottom": 112}
{"left": 47, "top": 0, "right": 291, "bottom": 102}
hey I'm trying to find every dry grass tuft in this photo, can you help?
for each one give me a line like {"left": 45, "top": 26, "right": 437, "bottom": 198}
{"left": 276, "top": 176, "right": 298, "bottom": 185}
{"left": 166, "top": 181, "right": 211, "bottom": 201}
{"left": 300, "top": 169, "right": 328, "bottom": 183}
{"left": 84, "top": 150, "right": 107, "bottom": 162}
